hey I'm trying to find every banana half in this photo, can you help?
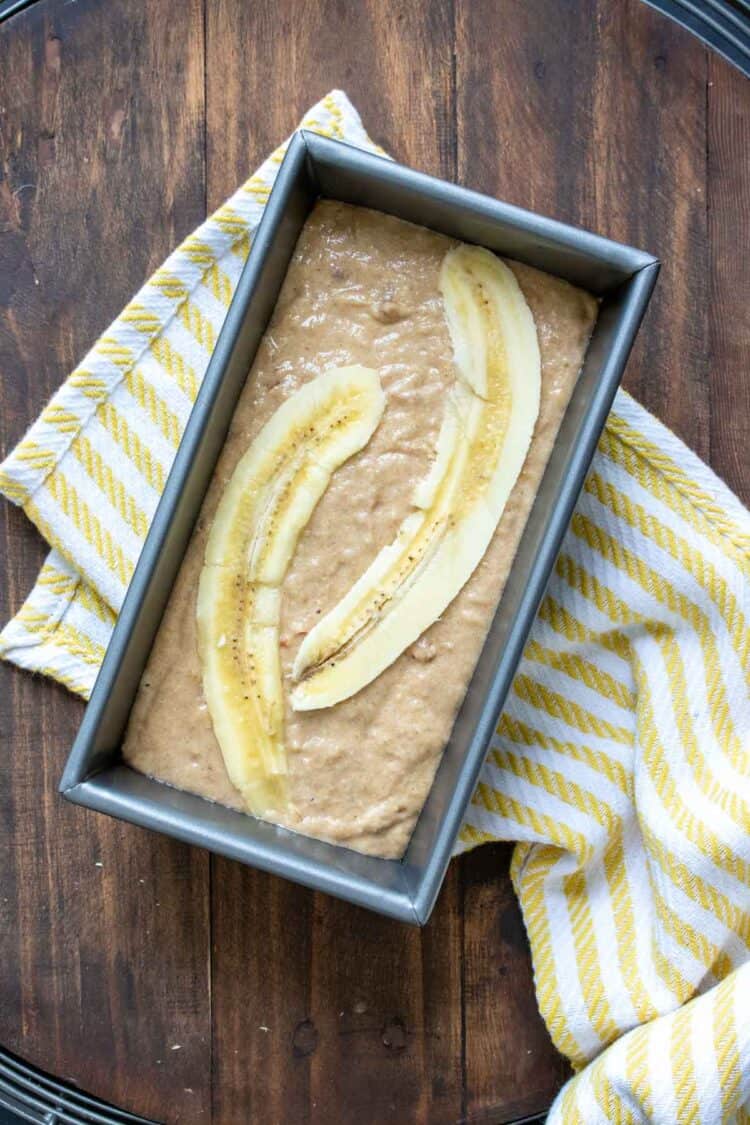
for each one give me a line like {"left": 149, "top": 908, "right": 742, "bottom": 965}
{"left": 291, "top": 245, "right": 541, "bottom": 711}
{"left": 196, "top": 365, "right": 386, "bottom": 815}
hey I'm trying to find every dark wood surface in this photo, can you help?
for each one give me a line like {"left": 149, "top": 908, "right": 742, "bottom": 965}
{"left": 0, "top": 2, "right": 747, "bottom": 1122}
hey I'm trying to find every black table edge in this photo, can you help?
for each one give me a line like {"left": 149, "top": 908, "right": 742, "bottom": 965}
{"left": 0, "top": 1046, "right": 154, "bottom": 1125}
{"left": 643, "top": 0, "right": 750, "bottom": 76}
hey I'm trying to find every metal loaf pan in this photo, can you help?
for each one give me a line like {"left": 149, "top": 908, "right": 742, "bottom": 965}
{"left": 60, "top": 132, "right": 659, "bottom": 924}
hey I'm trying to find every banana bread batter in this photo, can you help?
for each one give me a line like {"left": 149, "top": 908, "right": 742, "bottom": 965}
{"left": 123, "top": 201, "right": 597, "bottom": 858}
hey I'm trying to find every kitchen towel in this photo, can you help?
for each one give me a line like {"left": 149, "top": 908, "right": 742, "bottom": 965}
{"left": 1, "top": 92, "right": 749, "bottom": 1124}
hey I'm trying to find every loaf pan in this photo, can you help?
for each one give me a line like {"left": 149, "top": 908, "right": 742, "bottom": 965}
{"left": 60, "top": 132, "right": 658, "bottom": 924}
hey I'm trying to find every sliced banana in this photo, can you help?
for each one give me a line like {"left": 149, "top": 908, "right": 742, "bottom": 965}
{"left": 197, "top": 365, "right": 385, "bottom": 814}
{"left": 291, "top": 246, "right": 541, "bottom": 711}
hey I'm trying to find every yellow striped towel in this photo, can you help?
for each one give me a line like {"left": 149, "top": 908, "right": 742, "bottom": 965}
{"left": 1, "top": 91, "right": 749, "bottom": 1123}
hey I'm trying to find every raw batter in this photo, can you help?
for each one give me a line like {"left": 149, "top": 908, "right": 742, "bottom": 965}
{"left": 123, "top": 201, "right": 598, "bottom": 858}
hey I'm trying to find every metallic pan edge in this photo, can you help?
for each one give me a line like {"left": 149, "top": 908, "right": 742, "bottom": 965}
{"left": 61, "top": 132, "right": 659, "bottom": 925}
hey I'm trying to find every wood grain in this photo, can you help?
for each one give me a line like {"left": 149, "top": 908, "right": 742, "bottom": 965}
{"left": 0, "top": 2, "right": 212, "bottom": 1121}
{"left": 0, "top": 0, "right": 747, "bottom": 1122}
{"left": 460, "top": 845, "right": 570, "bottom": 1123}
{"left": 590, "top": 0, "right": 711, "bottom": 459}
{"left": 456, "top": 0, "right": 710, "bottom": 458}
{"left": 205, "top": 0, "right": 455, "bottom": 206}
{"left": 708, "top": 50, "right": 750, "bottom": 506}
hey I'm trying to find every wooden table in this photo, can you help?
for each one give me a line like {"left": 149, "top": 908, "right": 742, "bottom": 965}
{"left": 0, "top": 1, "right": 747, "bottom": 1121}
